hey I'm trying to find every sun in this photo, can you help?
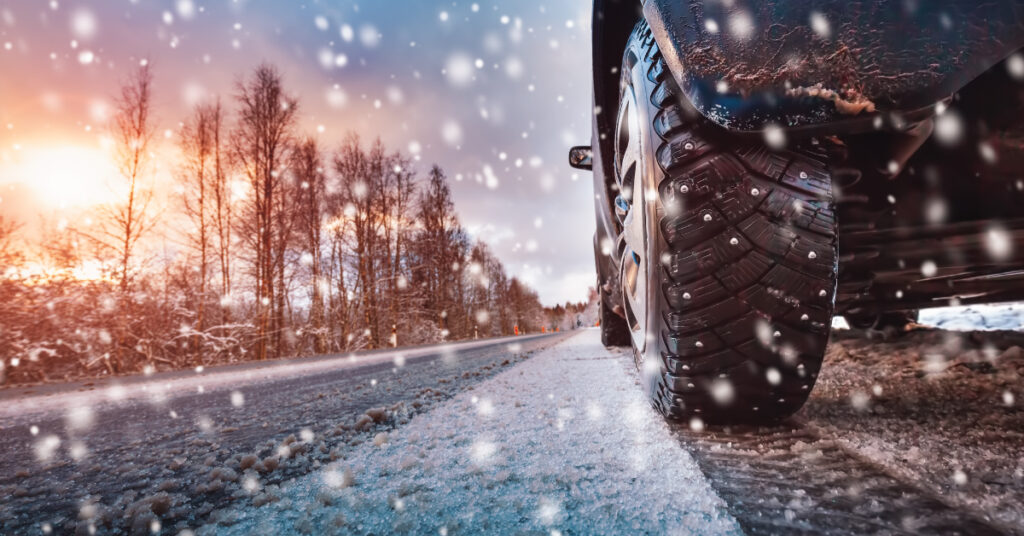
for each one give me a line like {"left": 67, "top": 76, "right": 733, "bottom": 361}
{"left": 10, "top": 145, "right": 117, "bottom": 209}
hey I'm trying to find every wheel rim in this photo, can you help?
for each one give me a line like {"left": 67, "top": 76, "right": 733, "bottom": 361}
{"left": 614, "top": 75, "right": 651, "bottom": 354}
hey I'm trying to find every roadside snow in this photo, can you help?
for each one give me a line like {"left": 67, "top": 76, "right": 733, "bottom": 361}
{"left": 920, "top": 302, "right": 1024, "bottom": 331}
{"left": 210, "top": 330, "right": 741, "bottom": 535}
{"left": 834, "top": 302, "right": 1024, "bottom": 331}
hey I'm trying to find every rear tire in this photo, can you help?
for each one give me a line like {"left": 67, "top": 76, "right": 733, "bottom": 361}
{"left": 845, "top": 310, "right": 919, "bottom": 331}
{"left": 615, "top": 21, "right": 838, "bottom": 424}
{"left": 599, "top": 293, "right": 631, "bottom": 347}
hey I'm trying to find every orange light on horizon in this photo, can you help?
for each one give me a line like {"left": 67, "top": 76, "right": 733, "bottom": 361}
{"left": 5, "top": 144, "right": 118, "bottom": 209}
{"left": 13, "top": 259, "right": 113, "bottom": 285}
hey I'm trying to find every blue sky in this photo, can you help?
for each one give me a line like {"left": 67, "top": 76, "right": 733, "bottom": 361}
{"left": 0, "top": 0, "right": 597, "bottom": 305}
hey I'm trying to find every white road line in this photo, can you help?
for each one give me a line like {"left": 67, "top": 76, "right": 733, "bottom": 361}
{"left": 0, "top": 334, "right": 551, "bottom": 422}
{"left": 213, "top": 330, "right": 741, "bottom": 535}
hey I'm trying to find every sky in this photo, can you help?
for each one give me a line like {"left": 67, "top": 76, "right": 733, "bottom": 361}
{"left": 0, "top": 0, "right": 597, "bottom": 306}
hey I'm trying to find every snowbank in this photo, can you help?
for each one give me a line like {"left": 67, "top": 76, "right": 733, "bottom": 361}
{"left": 919, "top": 302, "right": 1024, "bottom": 331}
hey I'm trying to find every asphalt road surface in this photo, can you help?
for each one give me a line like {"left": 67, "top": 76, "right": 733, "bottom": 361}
{"left": 1, "top": 326, "right": 1021, "bottom": 535}
{"left": 0, "top": 333, "right": 567, "bottom": 535}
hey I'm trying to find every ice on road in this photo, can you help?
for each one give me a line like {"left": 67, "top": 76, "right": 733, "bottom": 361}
{"left": 215, "top": 331, "right": 741, "bottom": 535}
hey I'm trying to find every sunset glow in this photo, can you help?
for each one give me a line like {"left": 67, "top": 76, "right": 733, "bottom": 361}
{"left": 0, "top": 0, "right": 595, "bottom": 304}
{"left": 10, "top": 144, "right": 116, "bottom": 209}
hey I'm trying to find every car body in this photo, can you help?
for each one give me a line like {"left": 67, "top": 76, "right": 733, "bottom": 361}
{"left": 585, "top": 0, "right": 1024, "bottom": 326}
{"left": 576, "top": 0, "right": 1024, "bottom": 421}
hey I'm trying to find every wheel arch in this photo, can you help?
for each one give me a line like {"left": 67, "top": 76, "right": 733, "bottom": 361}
{"left": 592, "top": 0, "right": 642, "bottom": 190}
{"left": 591, "top": 0, "right": 643, "bottom": 314}
{"left": 639, "top": 0, "right": 1024, "bottom": 133}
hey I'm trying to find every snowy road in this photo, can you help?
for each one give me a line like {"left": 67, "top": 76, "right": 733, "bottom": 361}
{"left": 0, "top": 333, "right": 568, "bottom": 535}
{"left": 213, "top": 331, "right": 739, "bottom": 536}
{"left": 2, "top": 324, "right": 1023, "bottom": 535}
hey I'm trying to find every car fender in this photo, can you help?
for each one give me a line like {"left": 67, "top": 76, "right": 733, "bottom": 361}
{"left": 641, "top": 0, "right": 1024, "bottom": 132}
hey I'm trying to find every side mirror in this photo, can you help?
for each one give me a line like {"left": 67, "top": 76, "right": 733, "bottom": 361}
{"left": 568, "top": 145, "right": 593, "bottom": 171}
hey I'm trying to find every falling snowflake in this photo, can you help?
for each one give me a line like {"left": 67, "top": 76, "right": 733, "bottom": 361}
{"left": 808, "top": 11, "right": 831, "bottom": 38}
{"left": 763, "top": 125, "right": 787, "bottom": 150}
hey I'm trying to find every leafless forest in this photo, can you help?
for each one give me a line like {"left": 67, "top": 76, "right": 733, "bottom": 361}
{"left": 0, "top": 63, "right": 590, "bottom": 385}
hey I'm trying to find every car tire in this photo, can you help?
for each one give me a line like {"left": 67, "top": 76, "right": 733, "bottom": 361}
{"left": 614, "top": 20, "right": 838, "bottom": 424}
{"left": 599, "top": 293, "right": 632, "bottom": 347}
{"left": 845, "top": 310, "right": 920, "bottom": 331}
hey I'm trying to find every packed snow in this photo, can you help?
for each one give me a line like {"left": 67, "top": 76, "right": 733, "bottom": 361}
{"left": 209, "top": 331, "right": 740, "bottom": 535}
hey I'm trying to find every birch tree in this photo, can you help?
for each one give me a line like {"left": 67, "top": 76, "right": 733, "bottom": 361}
{"left": 231, "top": 64, "right": 298, "bottom": 360}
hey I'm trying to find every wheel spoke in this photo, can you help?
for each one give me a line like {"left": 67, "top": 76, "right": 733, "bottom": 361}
{"left": 614, "top": 73, "right": 650, "bottom": 350}
{"left": 616, "top": 94, "right": 642, "bottom": 199}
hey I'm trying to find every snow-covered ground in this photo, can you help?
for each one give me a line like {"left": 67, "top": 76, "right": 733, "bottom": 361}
{"left": 210, "top": 331, "right": 741, "bottom": 535}
{"left": 919, "top": 302, "right": 1024, "bottom": 331}
{"left": 833, "top": 302, "right": 1024, "bottom": 331}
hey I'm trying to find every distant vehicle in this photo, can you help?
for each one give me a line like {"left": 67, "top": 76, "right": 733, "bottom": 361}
{"left": 571, "top": 1, "right": 1024, "bottom": 424}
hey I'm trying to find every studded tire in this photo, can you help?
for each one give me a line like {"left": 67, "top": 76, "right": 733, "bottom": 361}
{"left": 615, "top": 21, "right": 838, "bottom": 424}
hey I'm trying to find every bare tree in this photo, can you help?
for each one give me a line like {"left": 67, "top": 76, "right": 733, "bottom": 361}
{"left": 0, "top": 216, "right": 22, "bottom": 270}
{"left": 412, "top": 165, "right": 467, "bottom": 338}
{"left": 272, "top": 160, "right": 299, "bottom": 357}
{"left": 378, "top": 153, "right": 417, "bottom": 343}
{"left": 324, "top": 203, "right": 352, "bottom": 350}
{"left": 231, "top": 64, "right": 298, "bottom": 360}
{"left": 107, "top": 62, "right": 158, "bottom": 295}
{"left": 180, "top": 102, "right": 227, "bottom": 363}
{"left": 465, "top": 241, "right": 498, "bottom": 337}
{"left": 292, "top": 137, "right": 328, "bottom": 353}
{"left": 206, "top": 100, "right": 233, "bottom": 320}
{"left": 78, "top": 62, "right": 160, "bottom": 373}
{"left": 486, "top": 253, "right": 512, "bottom": 335}
{"left": 37, "top": 216, "right": 81, "bottom": 271}
{"left": 333, "top": 135, "right": 377, "bottom": 347}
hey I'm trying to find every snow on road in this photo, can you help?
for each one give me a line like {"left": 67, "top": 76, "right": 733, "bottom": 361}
{"left": 808, "top": 307, "right": 1024, "bottom": 529}
{"left": 0, "top": 334, "right": 549, "bottom": 423}
{"left": 0, "top": 335, "right": 562, "bottom": 535}
{"left": 6, "top": 306, "right": 1023, "bottom": 534}
{"left": 211, "top": 330, "right": 741, "bottom": 535}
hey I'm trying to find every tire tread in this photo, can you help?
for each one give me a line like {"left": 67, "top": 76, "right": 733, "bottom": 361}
{"left": 623, "top": 20, "right": 837, "bottom": 423}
